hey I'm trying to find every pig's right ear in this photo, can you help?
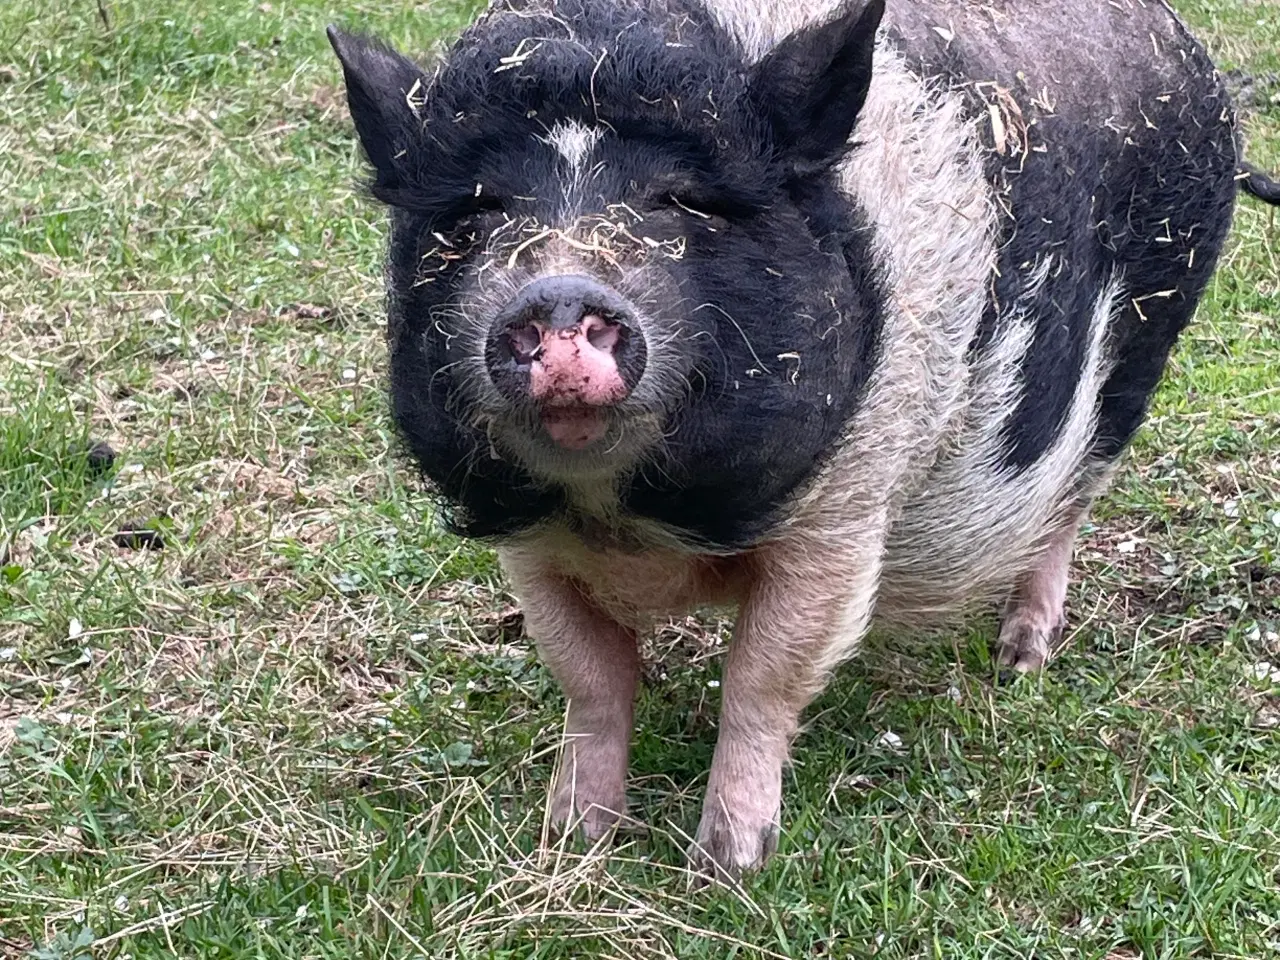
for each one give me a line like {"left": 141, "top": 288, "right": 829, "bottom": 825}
{"left": 747, "top": 0, "right": 884, "bottom": 173}
{"left": 327, "top": 26, "right": 426, "bottom": 192}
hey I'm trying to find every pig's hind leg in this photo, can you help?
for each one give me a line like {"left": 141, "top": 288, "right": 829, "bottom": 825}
{"left": 995, "top": 514, "right": 1082, "bottom": 673}
{"left": 502, "top": 559, "right": 640, "bottom": 843}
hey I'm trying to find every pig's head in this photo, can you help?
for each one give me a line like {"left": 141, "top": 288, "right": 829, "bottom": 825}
{"left": 329, "top": 0, "right": 887, "bottom": 548}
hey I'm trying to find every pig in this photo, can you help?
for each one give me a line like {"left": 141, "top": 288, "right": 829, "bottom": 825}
{"left": 328, "top": 0, "right": 1280, "bottom": 878}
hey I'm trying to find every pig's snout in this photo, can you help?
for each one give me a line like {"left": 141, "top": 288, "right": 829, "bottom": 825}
{"left": 485, "top": 275, "right": 647, "bottom": 450}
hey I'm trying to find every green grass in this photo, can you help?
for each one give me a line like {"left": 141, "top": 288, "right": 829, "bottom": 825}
{"left": 1, "top": 0, "right": 1278, "bottom": 957}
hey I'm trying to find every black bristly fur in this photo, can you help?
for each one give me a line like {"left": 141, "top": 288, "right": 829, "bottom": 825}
{"left": 748, "top": 0, "right": 884, "bottom": 174}
{"left": 327, "top": 27, "right": 427, "bottom": 196}
{"left": 886, "top": 14, "right": 1240, "bottom": 470}
{"left": 621, "top": 176, "right": 883, "bottom": 548}
{"left": 333, "top": 3, "right": 775, "bottom": 220}
{"left": 332, "top": 0, "right": 887, "bottom": 548}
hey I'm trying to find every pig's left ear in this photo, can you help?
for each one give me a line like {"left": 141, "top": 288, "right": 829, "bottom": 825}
{"left": 747, "top": 0, "right": 884, "bottom": 172}
{"left": 327, "top": 26, "right": 427, "bottom": 193}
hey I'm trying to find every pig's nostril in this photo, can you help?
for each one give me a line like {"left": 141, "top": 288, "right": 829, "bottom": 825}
{"left": 485, "top": 276, "right": 648, "bottom": 411}
{"left": 584, "top": 315, "right": 622, "bottom": 352}
{"left": 506, "top": 324, "right": 542, "bottom": 365}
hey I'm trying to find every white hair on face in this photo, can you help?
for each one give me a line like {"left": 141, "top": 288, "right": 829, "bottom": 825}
{"left": 544, "top": 119, "right": 603, "bottom": 173}
{"left": 538, "top": 120, "right": 605, "bottom": 221}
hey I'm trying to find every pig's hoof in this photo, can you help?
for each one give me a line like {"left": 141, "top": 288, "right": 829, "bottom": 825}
{"left": 689, "top": 805, "right": 779, "bottom": 883}
{"left": 547, "top": 783, "right": 629, "bottom": 846}
{"left": 995, "top": 611, "right": 1064, "bottom": 673}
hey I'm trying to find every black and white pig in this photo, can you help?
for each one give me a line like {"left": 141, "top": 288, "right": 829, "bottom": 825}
{"left": 328, "top": 0, "right": 1280, "bottom": 878}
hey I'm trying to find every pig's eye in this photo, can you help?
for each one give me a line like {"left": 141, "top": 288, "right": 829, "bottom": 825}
{"left": 447, "top": 194, "right": 506, "bottom": 230}
{"left": 664, "top": 194, "right": 734, "bottom": 224}
{"left": 466, "top": 194, "right": 506, "bottom": 215}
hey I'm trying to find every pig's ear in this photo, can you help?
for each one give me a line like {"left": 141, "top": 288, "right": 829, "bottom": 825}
{"left": 327, "top": 26, "right": 427, "bottom": 191}
{"left": 747, "top": 0, "right": 884, "bottom": 172}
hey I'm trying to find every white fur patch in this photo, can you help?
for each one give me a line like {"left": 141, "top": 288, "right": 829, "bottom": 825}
{"left": 544, "top": 119, "right": 603, "bottom": 174}
{"left": 537, "top": 120, "right": 605, "bottom": 223}
{"left": 780, "top": 39, "right": 998, "bottom": 664}
{"left": 707, "top": 0, "right": 850, "bottom": 60}
{"left": 876, "top": 273, "right": 1124, "bottom": 623}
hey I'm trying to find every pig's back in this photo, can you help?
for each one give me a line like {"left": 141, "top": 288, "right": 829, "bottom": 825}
{"left": 881, "top": 0, "right": 1217, "bottom": 116}
{"left": 878, "top": 0, "right": 1238, "bottom": 621}
{"left": 712, "top": 0, "right": 1239, "bottom": 621}
{"left": 885, "top": 0, "right": 1237, "bottom": 455}
{"left": 712, "top": 0, "right": 1220, "bottom": 101}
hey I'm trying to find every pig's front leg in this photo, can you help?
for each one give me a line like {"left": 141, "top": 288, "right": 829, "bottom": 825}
{"left": 693, "top": 536, "right": 883, "bottom": 879}
{"left": 500, "top": 552, "right": 639, "bottom": 842}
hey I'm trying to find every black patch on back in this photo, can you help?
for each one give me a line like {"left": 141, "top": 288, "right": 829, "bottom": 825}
{"left": 975, "top": 120, "right": 1112, "bottom": 469}
{"left": 885, "top": 20, "right": 1239, "bottom": 470}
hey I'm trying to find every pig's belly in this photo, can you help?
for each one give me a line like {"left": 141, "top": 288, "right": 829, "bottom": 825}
{"left": 520, "top": 482, "right": 1064, "bottom": 630}
{"left": 874, "top": 475, "right": 1082, "bottom": 627}
{"left": 506, "top": 532, "right": 752, "bottom": 627}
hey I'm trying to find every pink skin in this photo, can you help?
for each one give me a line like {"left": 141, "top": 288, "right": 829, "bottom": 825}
{"left": 997, "top": 516, "right": 1080, "bottom": 671}
{"left": 521, "top": 315, "right": 628, "bottom": 450}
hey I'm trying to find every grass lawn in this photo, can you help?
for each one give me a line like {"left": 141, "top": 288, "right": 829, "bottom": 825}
{"left": 1, "top": 0, "right": 1278, "bottom": 956}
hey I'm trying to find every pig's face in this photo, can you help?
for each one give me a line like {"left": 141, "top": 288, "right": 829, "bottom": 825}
{"left": 331, "top": 0, "right": 887, "bottom": 547}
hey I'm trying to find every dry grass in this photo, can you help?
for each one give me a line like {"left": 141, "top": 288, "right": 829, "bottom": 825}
{"left": 1, "top": 0, "right": 1279, "bottom": 957}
